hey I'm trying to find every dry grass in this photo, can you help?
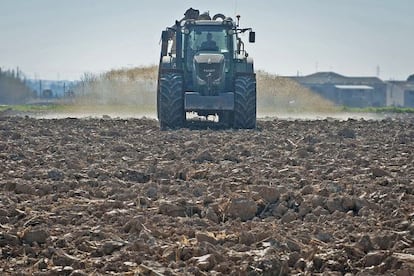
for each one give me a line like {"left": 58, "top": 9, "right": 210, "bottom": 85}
{"left": 73, "top": 66, "right": 337, "bottom": 116}
{"left": 103, "top": 66, "right": 158, "bottom": 82}
{"left": 257, "top": 70, "right": 337, "bottom": 114}
{"left": 74, "top": 66, "right": 158, "bottom": 106}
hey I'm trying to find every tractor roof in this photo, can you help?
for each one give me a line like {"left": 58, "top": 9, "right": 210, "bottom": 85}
{"left": 180, "top": 8, "right": 235, "bottom": 28}
{"left": 183, "top": 19, "right": 235, "bottom": 28}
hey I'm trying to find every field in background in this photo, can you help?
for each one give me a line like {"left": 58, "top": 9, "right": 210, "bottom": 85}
{"left": 69, "top": 65, "right": 337, "bottom": 117}
{"left": 3, "top": 66, "right": 413, "bottom": 119}
{"left": 0, "top": 104, "right": 64, "bottom": 113}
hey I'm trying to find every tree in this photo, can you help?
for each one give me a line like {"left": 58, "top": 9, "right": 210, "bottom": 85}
{"left": 0, "top": 68, "right": 33, "bottom": 104}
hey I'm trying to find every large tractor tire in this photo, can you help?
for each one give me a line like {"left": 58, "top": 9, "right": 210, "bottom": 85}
{"left": 158, "top": 73, "right": 185, "bottom": 130}
{"left": 234, "top": 75, "right": 257, "bottom": 129}
{"left": 219, "top": 111, "right": 234, "bottom": 128}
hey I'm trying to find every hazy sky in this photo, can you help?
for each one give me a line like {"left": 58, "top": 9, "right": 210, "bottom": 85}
{"left": 0, "top": 0, "right": 413, "bottom": 80}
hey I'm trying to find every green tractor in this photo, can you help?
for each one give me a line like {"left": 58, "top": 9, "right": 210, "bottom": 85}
{"left": 157, "top": 8, "right": 256, "bottom": 129}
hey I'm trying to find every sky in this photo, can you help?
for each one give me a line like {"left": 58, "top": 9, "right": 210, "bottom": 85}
{"left": 0, "top": 0, "right": 413, "bottom": 81}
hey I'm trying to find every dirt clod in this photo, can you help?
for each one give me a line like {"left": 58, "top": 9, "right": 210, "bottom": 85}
{"left": 0, "top": 117, "right": 413, "bottom": 275}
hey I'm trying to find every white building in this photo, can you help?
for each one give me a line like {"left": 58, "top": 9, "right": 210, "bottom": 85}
{"left": 386, "top": 76, "right": 414, "bottom": 107}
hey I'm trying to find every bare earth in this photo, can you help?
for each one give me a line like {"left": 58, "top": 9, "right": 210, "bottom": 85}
{"left": 0, "top": 116, "right": 413, "bottom": 275}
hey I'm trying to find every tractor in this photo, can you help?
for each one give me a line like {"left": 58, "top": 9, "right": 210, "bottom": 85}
{"left": 157, "top": 8, "right": 256, "bottom": 129}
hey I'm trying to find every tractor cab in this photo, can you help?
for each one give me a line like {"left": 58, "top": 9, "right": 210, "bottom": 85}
{"left": 157, "top": 8, "right": 257, "bottom": 129}
{"left": 183, "top": 22, "right": 235, "bottom": 95}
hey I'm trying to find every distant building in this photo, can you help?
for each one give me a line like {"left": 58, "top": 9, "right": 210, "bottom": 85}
{"left": 290, "top": 72, "right": 386, "bottom": 107}
{"left": 42, "top": 89, "right": 53, "bottom": 98}
{"left": 25, "top": 79, "right": 77, "bottom": 98}
{"left": 387, "top": 76, "right": 414, "bottom": 107}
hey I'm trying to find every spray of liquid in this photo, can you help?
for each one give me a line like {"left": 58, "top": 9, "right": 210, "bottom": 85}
{"left": 40, "top": 65, "right": 343, "bottom": 120}
{"left": 35, "top": 66, "right": 389, "bottom": 121}
{"left": 48, "top": 66, "right": 159, "bottom": 119}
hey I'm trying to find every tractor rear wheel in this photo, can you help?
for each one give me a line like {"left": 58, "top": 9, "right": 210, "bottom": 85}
{"left": 158, "top": 73, "right": 185, "bottom": 130}
{"left": 234, "top": 75, "right": 256, "bottom": 129}
{"left": 219, "top": 111, "right": 234, "bottom": 128}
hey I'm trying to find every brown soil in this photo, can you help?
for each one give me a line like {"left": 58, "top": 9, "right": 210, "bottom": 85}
{"left": 0, "top": 116, "right": 413, "bottom": 275}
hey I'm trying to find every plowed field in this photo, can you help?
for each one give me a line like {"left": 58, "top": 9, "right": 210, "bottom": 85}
{"left": 0, "top": 116, "right": 413, "bottom": 275}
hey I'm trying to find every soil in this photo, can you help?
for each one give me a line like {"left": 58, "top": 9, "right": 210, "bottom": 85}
{"left": 0, "top": 116, "right": 413, "bottom": 275}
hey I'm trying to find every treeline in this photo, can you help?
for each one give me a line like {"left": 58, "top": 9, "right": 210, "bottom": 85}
{"left": 0, "top": 68, "right": 33, "bottom": 104}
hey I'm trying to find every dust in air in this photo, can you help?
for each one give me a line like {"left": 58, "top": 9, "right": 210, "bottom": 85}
{"left": 37, "top": 66, "right": 383, "bottom": 121}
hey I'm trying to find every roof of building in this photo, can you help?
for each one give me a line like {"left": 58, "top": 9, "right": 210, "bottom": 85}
{"left": 388, "top": 81, "right": 414, "bottom": 89}
{"left": 291, "top": 72, "right": 384, "bottom": 85}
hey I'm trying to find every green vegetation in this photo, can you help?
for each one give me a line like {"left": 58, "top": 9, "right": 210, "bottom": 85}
{"left": 0, "top": 104, "right": 64, "bottom": 113}
{"left": 2, "top": 104, "right": 410, "bottom": 116}
{"left": 340, "top": 106, "right": 414, "bottom": 113}
{"left": 0, "top": 104, "right": 156, "bottom": 117}
{"left": 53, "top": 104, "right": 155, "bottom": 115}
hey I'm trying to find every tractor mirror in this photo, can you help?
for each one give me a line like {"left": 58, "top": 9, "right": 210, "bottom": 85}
{"left": 161, "top": 31, "right": 169, "bottom": 56}
{"left": 161, "top": 31, "right": 169, "bottom": 42}
{"left": 249, "top": 31, "right": 256, "bottom": 43}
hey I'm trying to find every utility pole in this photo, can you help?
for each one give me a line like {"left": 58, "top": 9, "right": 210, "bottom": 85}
{"left": 39, "top": 80, "right": 42, "bottom": 98}
{"left": 376, "top": 65, "right": 380, "bottom": 78}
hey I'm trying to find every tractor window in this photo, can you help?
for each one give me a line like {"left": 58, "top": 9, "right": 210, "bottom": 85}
{"left": 187, "top": 28, "right": 230, "bottom": 53}
{"left": 184, "top": 26, "right": 232, "bottom": 72}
